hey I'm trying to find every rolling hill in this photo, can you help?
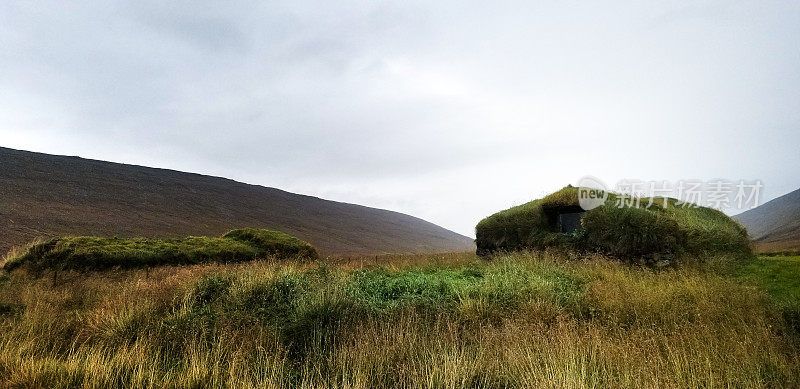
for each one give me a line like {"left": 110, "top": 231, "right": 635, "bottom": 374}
{"left": 0, "top": 147, "right": 474, "bottom": 256}
{"left": 733, "top": 187, "right": 800, "bottom": 252}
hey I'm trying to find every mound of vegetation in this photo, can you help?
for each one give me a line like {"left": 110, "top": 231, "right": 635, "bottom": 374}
{"left": 2, "top": 228, "right": 318, "bottom": 272}
{"left": 223, "top": 228, "right": 318, "bottom": 260}
{"left": 475, "top": 185, "right": 751, "bottom": 263}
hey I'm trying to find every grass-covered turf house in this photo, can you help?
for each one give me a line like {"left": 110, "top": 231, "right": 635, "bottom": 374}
{"left": 3, "top": 228, "right": 318, "bottom": 273}
{"left": 475, "top": 186, "right": 752, "bottom": 263}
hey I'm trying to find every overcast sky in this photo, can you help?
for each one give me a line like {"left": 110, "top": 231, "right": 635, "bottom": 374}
{"left": 1, "top": 1, "right": 799, "bottom": 237}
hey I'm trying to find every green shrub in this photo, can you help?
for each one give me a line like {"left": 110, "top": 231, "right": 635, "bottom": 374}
{"left": 3, "top": 229, "right": 318, "bottom": 273}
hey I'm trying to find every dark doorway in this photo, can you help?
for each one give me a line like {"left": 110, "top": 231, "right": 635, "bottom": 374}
{"left": 557, "top": 212, "right": 585, "bottom": 233}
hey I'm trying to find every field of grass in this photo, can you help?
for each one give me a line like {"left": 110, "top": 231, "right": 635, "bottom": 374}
{"left": 0, "top": 251, "right": 797, "bottom": 388}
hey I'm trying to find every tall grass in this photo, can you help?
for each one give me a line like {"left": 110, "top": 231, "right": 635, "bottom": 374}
{"left": 0, "top": 252, "right": 796, "bottom": 387}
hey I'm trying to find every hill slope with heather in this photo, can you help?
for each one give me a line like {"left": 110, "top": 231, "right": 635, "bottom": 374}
{"left": 0, "top": 147, "right": 474, "bottom": 256}
{"left": 734, "top": 187, "right": 800, "bottom": 252}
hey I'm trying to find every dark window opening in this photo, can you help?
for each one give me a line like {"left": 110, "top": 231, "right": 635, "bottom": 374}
{"left": 557, "top": 212, "right": 585, "bottom": 233}
{"left": 542, "top": 205, "right": 586, "bottom": 234}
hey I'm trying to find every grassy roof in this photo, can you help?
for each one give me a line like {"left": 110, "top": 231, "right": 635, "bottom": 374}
{"left": 223, "top": 228, "right": 318, "bottom": 260}
{"left": 476, "top": 185, "right": 751, "bottom": 262}
{"left": 3, "top": 228, "right": 318, "bottom": 273}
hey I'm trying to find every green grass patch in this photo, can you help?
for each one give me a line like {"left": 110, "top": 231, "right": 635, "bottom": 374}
{"left": 736, "top": 256, "right": 800, "bottom": 304}
{"left": 2, "top": 229, "right": 318, "bottom": 273}
{"left": 347, "top": 258, "right": 587, "bottom": 316}
{"left": 734, "top": 256, "right": 800, "bottom": 337}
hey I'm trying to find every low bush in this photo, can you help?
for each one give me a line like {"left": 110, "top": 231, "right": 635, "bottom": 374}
{"left": 3, "top": 229, "right": 318, "bottom": 273}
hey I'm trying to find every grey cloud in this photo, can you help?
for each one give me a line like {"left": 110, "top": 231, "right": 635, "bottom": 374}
{"left": 1, "top": 1, "right": 798, "bottom": 236}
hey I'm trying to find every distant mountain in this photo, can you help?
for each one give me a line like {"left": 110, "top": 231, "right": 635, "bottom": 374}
{"left": 733, "top": 188, "right": 800, "bottom": 252}
{"left": 0, "top": 147, "right": 474, "bottom": 256}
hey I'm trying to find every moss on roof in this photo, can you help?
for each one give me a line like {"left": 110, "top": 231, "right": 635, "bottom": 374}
{"left": 475, "top": 185, "right": 751, "bottom": 262}
{"left": 3, "top": 228, "right": 318, "bottom": 273}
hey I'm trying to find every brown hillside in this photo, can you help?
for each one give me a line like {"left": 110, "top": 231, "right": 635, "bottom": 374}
{"left": 0, "top": 147, "right": 474, "bottom": 256}
{"left": 733, "top": 187, "right": 800, "bottom": 252}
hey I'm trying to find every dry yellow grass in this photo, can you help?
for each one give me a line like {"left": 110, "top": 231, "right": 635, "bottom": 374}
{"left": 0, "top": 252, "right": 796, "bottom": 388}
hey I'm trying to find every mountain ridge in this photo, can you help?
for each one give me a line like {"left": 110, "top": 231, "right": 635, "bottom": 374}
{"left": 0, "top": 147, "right": 474, "bottom": 256}
{"left": 733, "top": 187, "right": 800, "bottom": 252}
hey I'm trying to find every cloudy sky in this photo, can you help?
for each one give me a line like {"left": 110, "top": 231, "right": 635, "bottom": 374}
{"left": 1, "top": 1, "right": 798, "bottom": 237}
